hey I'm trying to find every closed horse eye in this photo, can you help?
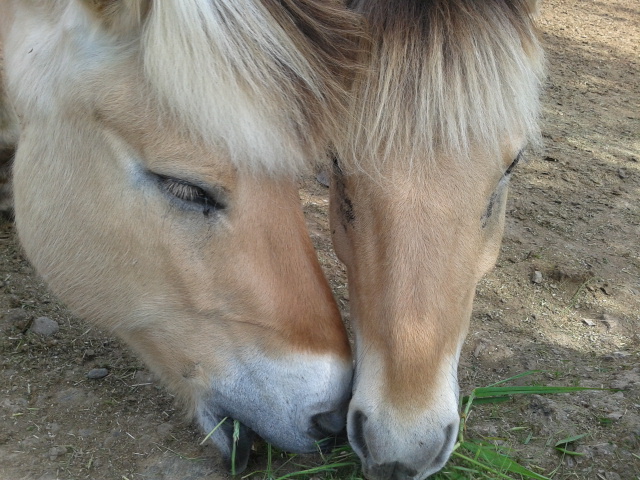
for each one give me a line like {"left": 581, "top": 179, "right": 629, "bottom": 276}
{"left": 159, "top": 176, "right": 226, "bottom": 214}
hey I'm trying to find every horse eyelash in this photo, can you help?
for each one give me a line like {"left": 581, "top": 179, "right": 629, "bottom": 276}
{"left": 163, "top": 178, "right": 206, "bottom": 202}
{"left": 159, "top": 177, "right": 226, "bottom": 212}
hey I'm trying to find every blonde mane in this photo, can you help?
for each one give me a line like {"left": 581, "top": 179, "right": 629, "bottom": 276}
{"left": 337, "top": 0, "right": 545, "bottom": 173}
{"left": 141, "top": 0, "right": 363, "bottom": 175}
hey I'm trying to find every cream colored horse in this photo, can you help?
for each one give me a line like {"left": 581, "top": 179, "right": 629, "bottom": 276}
{"left": 0, "top": 0, "right": 363, "bottom": 472}
{"left": 1, "top": 0, "right": 544, "bottom": 479}
{"left": 332, "top": 1, "right": 544, "bottom": 479}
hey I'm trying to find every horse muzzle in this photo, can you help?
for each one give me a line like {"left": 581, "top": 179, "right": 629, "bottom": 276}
{"left": 196, "top": 352, "right": 353, "bottom": 472}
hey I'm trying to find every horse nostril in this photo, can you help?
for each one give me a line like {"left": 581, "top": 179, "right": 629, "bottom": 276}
{"left": 311, "top": 409, "right": 346, "bottom": 437}
{"left": 349, "top": 409, "right": 370, "bottom": 459}
{"left": 433, "top": 421, "right": 458, "bottom": 467}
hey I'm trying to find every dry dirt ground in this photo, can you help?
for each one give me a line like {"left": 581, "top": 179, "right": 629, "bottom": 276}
{"left": 1, "top": 1, "right": 639, "bottom": 479}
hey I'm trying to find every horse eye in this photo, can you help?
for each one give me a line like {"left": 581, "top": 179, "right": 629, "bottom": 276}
{"left": 159, "top": 176, "right": 226, "bottom": 213}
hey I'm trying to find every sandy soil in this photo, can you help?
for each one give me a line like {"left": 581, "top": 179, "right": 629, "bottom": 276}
{"left": 1, "top": 1, "right": 639, "bottom": 479}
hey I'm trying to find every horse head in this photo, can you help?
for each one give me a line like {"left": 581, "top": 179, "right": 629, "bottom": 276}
{"left": 1, "top": 0, "right": 364, "bottom": 471}
{"left": 333, "top": 1, "right": 545, "bottom": 478}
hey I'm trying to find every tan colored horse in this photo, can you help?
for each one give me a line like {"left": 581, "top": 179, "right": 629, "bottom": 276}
{"left": 332, "top": 1, "right": 544, "bottom": 478}
{"left": 0, "top": 0, "right": 363, "bottom": 472}
{"left": 1, "top": 0, "right": 544, "bottom": 479}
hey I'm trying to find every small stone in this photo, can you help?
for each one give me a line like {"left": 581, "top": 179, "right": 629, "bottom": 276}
{"left": 605, "top": 411, "right": 624, "bottom": 421}
{"left": 30, "top": 317, "right": 59, "bottom": 336}
{"left": 531, "top": 271, "right": 543, "bottom": 284}
{"left": 86, "top": 368, "right": 109, "bottom": 380}
{"left": 617, "top": 168, "right": 627, "bottom": 179}
{"left": 582, "top": 318, "right": 596, "bottom": 327}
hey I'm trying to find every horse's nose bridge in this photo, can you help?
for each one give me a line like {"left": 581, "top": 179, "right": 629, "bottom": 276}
{"left": 230, "top": 176, "right": 352, "bottom": 356}
{"left": 346, "top": 337, "right": 461, "bottom": 479}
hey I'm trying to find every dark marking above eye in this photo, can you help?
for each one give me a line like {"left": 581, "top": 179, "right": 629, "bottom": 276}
{"left": 505, "top": 150, "right": 524, "bottom": 176}
{"left": 332, "top": 156, "right": 355, "bottom": 226}
{"left": 480, "top": 151, "right": 523, "bottom": 228}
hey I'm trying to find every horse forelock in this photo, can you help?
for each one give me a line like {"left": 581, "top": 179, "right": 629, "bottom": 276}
{"left": 337, "top": 0, "right": 545, "bottom": 175}
{"left": 141, "top": 0, "right": 364, "bottom": 176}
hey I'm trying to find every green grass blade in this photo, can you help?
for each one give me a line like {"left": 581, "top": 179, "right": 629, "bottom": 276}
{"left": 450, "top": 451, "right": 519, "bottom": 480}
{"left": 555, "top": 433, "right": 588, "bottom": 446}
{"left": 265, "top": 443, "right": 273, "bottom": 479}
{"left": 252, "top": 371, "right": 609, "bottom": 480}
{"left": 231, "top": 419, "right": 241, "bottom": 476}
{"left": 486, "top": 370, "right": 544, "bottom": 388}
{"left": 460, "top": 442, "right": 551, "bottom": 480}
{"left": 471, "top": 385, "right": 603, "bottom": 398}
{"left": 464, "top": 396, "right": 512, "bottom": 406}
{"left": 199, "top": 417, "right": 228, "bottom": 445}
{"left": 554, "top": 433, "right": 588, "bottom": 457}
{"left": 554, "top": 447, "right": 585, "bottom": 456}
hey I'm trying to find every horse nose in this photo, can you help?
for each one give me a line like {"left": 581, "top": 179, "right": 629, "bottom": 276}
{"left": 367, "top": 462, "right": 418, "bottom": 480}
{"left": 350, "top": 409, "right": 458, "bottom": 480}
{"left": 310, "top": 409, "right": 347, "bottom": 437}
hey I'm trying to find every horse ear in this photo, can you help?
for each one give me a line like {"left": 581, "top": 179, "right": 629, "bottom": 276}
{"left": 522, "top": 0, "right": 542, "bottom": 18}
{"left": 79, "top": 0, "right": 150, "bottom": 33}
